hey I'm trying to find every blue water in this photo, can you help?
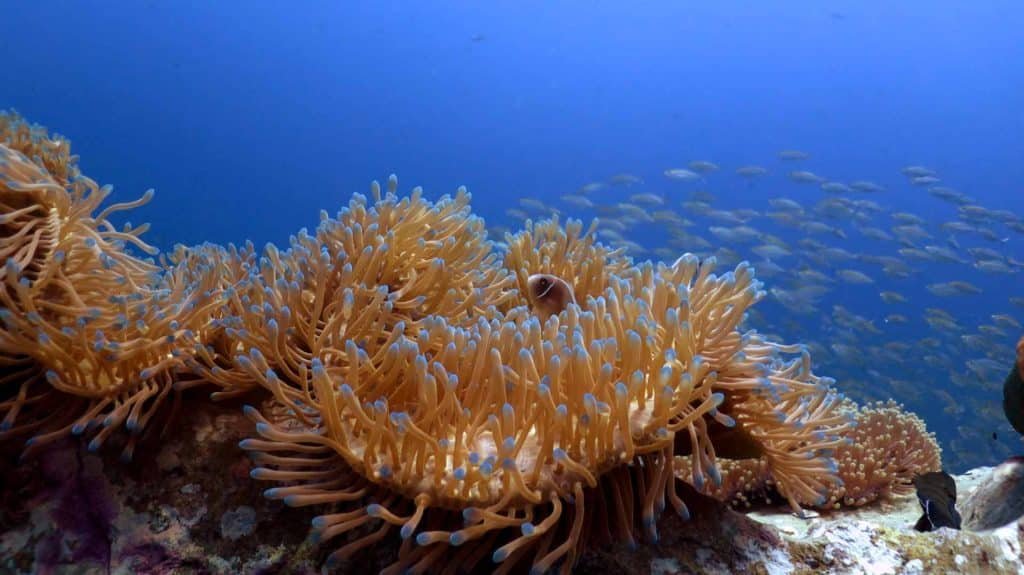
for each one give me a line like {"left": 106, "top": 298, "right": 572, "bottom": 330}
{"left": 2, "top": 2, "right": 1023, "bottom": 471}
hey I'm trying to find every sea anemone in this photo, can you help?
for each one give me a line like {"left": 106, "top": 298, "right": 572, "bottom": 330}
{"left": 0, "top": 114, "right": 933, "bottom": 573}
{"left": 233, "top": 181, "right": 849, "bottom": 573}
{"left": 186, "top": 177, "right": 518, "bottom": 401}
{"left": 0, "top": 126, "right": 224, "bottom": 459}
{"left": 0, "top": 111, "right": 78, "bottom": 185}
{"left": 673, "top": 457, "right": 776, "bottom": 509}
{"left": 503, "top": 217, "right": 632, "bottom": 307}
{"left": 824, "top": 400, "right": 941, "bottom": 507}
{"left": 677, "top": 400, "right": 941, "bottom": 510}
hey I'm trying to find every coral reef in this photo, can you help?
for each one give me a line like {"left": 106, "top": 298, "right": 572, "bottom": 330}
{"left": 960, "top": 457, "right": 1024, "bottom": 531}
{"left": 675, "top": 400, "right": 942, "bottom": 511}
{"left": 233, "top": 188, "right": 850, "bottom": 574}
{"left": 0, "top": 113, "right": 961, "bottom": 574}
{"left": 0, "top": 402, "right": 1020, "bottom": 575}
{"left": 827, "top": 401, "right": 942, "bottom": 508}
{"left": 675, "top": 399, "right": 937, "bottom": 509}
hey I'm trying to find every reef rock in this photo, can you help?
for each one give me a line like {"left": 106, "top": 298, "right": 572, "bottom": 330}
{"left": 0, "top": 395, "right": 1022, "bottom": 575}
{"left": 960, "top": 457, "right": 1024, "bottom": 532}
{"left": 742, "top": 463, "right": 1023, "bottom": 575}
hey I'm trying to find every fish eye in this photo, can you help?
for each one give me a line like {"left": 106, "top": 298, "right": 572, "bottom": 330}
{"left": 538, "top": 277, "right": 549, "bottom": 289}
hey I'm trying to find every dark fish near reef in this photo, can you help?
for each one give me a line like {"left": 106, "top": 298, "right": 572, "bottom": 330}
{"left": 913, "top": 471, "right": 962, "bottom": 532}
{"left": 526, "top": 274, "right": 576, "bottom": 319}
{"left": 1006, "top": 336, "right": 1024, "bottom": 437}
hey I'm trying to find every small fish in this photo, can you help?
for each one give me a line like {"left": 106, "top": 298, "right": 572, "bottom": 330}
{"left": 577, "top": 181, "right": 607, "bottom": 194}
{"left": 788, "top": 170, "right": 824, "bottom": 184}
{"left": 991, "top": 314, "right": 1022, "bottom": 330}
{"left": 768, "top": 198, "right": 803, "bottom": 212}
{"left": 850, "top": 180, "right": 885, "bottom": 193}
{"left": 801, "top": 221, "right": 844, "bottom": 237}
{"left": 941, "top": 221, "right": 976, "bottom": 233}
{"left": 505, "top": 208, "right": 529, "bottom": 220}
{"left": 968, "top": 247, "right": 1003, "bottom": 260}
{"left": 735, "top": 165, "right": 768, "bottom": 178}
{"left": 709, "top": 225, "right": 761, "bottom": 243}
{"left": 929, "top": 187, "right": 973, "bottom": 204}
{"left": 608, "top": 173, "right": 643, "bottom": 186}
{"left": 752, "top": 244, "right": 791, "bottom": 259}
{"left": 651, "top": 209, "right": 686, "bottom": 224}
{"left": 962, "top": 336, "right": 991, "bottom": 351}
{"left": 796, "top": 269, "right": 834, "bottom": 284}
{"left": 858, "top": 226, "right": 893, "bottom": 241}
{"left": 519, "top": 198, "right": 548, "bottom": 211}
{"left": 821, "top": 181, "right": 853, "bottom": 194}
{"left": 837, "top": 269, "right": 874, "bottom": 284}
{"left": 923, "top": 245, "right": 966, "bottom": 264}
{"left": 687, "top": 160, "right": 719, "bottom": 173}
{"left": 778, "top": 150, "right": 810, "bottom": 161}
{"left": 707, "top": 209, "right": 750, "bottom": 224}
{"left": 925, "top": 307, "right": 956, "bottom": 321}
{"left": 911, "top": 175, "right": 941, "bottom": 186}
{"left": 560, "top": 194, "right": 594, "bottom": 209}
{"left": 754, "top": 259, "right": 785, "bottom": 276}
{"left": 898, "top": 247, "right": 932, "bottom": 261}
{"left": 892, "top": 211, "right": 926, "bottom": 224}
{"left": 927, "top": 281, "right": 981, "bottom": 297}
{"left": 975, "top": 260, "right": 1013, "bottom": 274}
{"left": 689, "top": 190, "right": 717, "bottom": 203}
{"left": 663, "top": 168, "right": 702, "bottom": 181}
{"left": 924, "top": 315, "right": 960, "bottom": 332}
{"left": 615, "top": 203, "right": 653, "bottom": 221}
{"left": 892, "top": 219, "right": 933, "bottom": 236}
{"left": 526, "top": 274, "right": 576, "bottom": 320}
{"left": 978, "top": 324, "right": 1007, "bottom": 338}
{"left": 902, "top": 165, "right": 936, "bottom": 178}
{"left": 680, "top": 201, "right": 713, "bottom": 215}
{"left": 629, "top": 193, "right": 664, "bottom": 206}
{"left": 913, "top": 472, "right": 961, "bottom": 532}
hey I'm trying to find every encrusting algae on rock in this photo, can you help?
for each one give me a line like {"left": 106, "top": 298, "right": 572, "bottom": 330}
{"left": 0, "top": 113, "right": 962, "bottom": 574}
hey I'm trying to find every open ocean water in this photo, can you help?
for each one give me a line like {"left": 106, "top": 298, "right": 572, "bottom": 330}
{"left": 1, "top": 1, "right": 1022, "bottom": 473}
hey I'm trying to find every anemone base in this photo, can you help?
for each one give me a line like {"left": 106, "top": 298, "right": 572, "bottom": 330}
{"left": 0, "top": 397, "right": 1020, "bottom": 575}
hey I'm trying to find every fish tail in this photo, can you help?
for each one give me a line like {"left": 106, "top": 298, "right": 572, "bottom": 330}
{"left": 1005, "top": 344, "right": 1024, "bottom": 436}
{"left": 1016, "top": 335, "right": 1024, "bottom": 376}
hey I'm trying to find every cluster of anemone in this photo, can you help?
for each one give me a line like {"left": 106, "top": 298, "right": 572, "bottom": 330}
{"left": 0, "top": 113, "right": 226, "bottom": 459}
{"left": 1, "top": 113, "right": 929, "bottom": 574}
{"left": 676, "top": 400, "right": 941, "bottom": 511}
{"left": 222, "top": 182, "right": 851, "bottom": 573}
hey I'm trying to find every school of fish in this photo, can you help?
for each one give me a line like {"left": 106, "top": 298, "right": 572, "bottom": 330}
{"left": 496, "top": 152, "right": 1023, "bottom": 472}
